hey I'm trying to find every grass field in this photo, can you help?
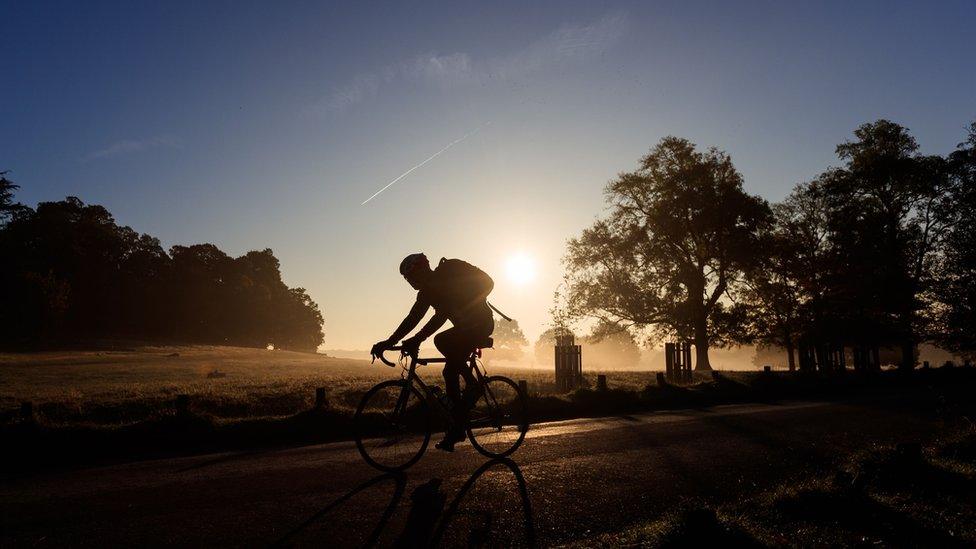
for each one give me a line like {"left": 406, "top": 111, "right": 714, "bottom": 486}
{"left": 5, "top": 344, "right": 975, "bottom": 473}
{"left": 0, "top": 344, "right": 660, "bottom": 427}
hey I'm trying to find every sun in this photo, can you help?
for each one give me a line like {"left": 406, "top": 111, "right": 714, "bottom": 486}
{"left": 505, "top": 252, "right": 536, "bottom": 286}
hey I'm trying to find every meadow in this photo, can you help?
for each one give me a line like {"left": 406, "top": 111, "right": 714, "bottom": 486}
{"left": 0, "top": 344, "right": 659, "bottom": 427}
{"left": 5, "top": 343, "right": 975, "bottom": 474}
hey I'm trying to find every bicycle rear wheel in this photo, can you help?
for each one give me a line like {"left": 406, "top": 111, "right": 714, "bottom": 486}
{"left": 466, "top": 375, "right": 528, "bottom": 458}
{"left": 354, "top": 380, "right": 431, "bottom": 471}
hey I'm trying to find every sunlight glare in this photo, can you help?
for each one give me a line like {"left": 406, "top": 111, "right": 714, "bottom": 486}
{"left": 505, "top": 253, "right": 537, "bottom": 286}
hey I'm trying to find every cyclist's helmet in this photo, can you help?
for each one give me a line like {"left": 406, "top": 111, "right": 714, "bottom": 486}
{"left": 399, "top": 253, "right": 429, "bottom": 277}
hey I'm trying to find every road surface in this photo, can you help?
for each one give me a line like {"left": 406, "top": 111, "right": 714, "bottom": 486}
{"left": 1, "top": 399, "right": 940, "bottom": 547}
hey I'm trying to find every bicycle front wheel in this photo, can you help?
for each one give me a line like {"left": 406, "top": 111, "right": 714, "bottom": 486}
{"left": 466, "top": 375, "right": 528, "bottom": 458}
{"left": 354, "top": 380, "right": 431, "bottom": 471}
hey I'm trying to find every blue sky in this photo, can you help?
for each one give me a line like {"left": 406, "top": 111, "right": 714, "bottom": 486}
{"left": 3, "top": 1, "right": 975, "bottom": 349}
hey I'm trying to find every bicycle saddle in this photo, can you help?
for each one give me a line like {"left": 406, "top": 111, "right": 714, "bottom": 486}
{"left": 476, "top": 337, "right": 494, "bottom": 349}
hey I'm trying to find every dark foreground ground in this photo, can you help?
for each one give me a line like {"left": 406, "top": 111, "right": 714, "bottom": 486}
{"left": 3, "top": 394, "right": 973, "bottom": 547}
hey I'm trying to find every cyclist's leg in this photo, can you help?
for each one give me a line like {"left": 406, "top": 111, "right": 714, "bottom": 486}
{"left": 457, "top": 324, "right": 494, "bottom": 404}
{"left": 434, "top": 329, "right": 466, "bottom": 405}
{"left": 435, "top": 321, "right": 494, "bottom": 432}
{"left": 460, "top": 319, "right": 494, "bottom": 403}
{"left": 434, "top": 329, "right": 468, "bottom": 441}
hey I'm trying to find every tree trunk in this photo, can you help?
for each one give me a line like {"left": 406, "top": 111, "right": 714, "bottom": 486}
{"left": 694, "top": 341, "right": 711, "bottom": 370}
{"left": 786, "top": 342, "right": 796, "bottom": 372}
{"left": 898, "top": 311, "right": 916, "bottom": 371}
{"left": 900, "top": 339, "right": 916, "bottom": 371}
{"left": 693, "top": 318, "right": 712, "bottom": 370}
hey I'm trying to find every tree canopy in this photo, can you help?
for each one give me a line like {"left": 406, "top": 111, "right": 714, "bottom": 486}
{"left": 0, "top": 188, "right": 324, "bottom": 351}
{"left": 740, "top": 182, "right": 831, "bottom": 370}
{"left": 487, "top": 317, "right": 528, "bottom": 362}
{"left": 817, "top": 121, "right": 949, "bottom": 363}
{"left": 0, "top": 171, "right": 24, "bottom": 227}
{"left": 563, "top": 119, "right": 976, "bottom": 370}
{"left": 562, "top": 137, "right": 770, "bottom": 370}
{"left": 935, "top": 122, "right": 976, "bottom": 356}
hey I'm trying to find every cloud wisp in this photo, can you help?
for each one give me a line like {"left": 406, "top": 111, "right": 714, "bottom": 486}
{"left": 317, "top": 12, "right": 628, "bottom": 114}
{"left": 84, "top": 136, "right": 181, "bottom": 161}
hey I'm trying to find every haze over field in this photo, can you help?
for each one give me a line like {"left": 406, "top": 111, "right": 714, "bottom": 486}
{"left": 4, "top": 2, "right": 975, "bottom": 350}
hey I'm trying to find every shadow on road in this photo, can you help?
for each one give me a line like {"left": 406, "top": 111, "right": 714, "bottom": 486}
{"left": 273, "top": 471, "right": 406, "bottom": 547}
{"left": 273, "top": 458, "right": 535, "bottom": 547}
{"left": 425, "top": 458, "right": 536, "bottom": 547}
{"left": 175, "top": 448, "right": 273, "bottom": 473}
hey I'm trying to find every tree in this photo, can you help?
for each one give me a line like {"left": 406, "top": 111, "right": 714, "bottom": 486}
{"left": 486, "top": 318, "right": 528, "bottom": 362}
{"left": 0, "top": 186, "right": 325, "bottom": 350}
{"left": 742, "top": 183, "right": 831, "bottom": 370}
{"left": 170, "top": 243, "right": 237, "bottom": 342}
{"left": 817, "top": 120, "right": 950, "bottom": 369}
{"left": 740, "top": 242, "right": 803, "bottom": 371}
{"left": 935, "top": 121, "right": 976, "bottom": 356}
{"left": 562, "top": 137, "right": 770, "bottom": 370}
{"left": 273, "top": 287, "right": 325, "bottom": 351}
{"left": 0, "top": 171, "right": 22, "bottom": 226}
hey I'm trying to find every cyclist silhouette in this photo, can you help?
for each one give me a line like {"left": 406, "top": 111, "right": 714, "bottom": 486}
{"left": 371, "top": 253, "right": 495, "bottom": 451}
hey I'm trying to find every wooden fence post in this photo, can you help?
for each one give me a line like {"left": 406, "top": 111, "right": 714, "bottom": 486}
{"left": 315, "top": 387, "right": 327, "bottom": 409}
{"left": 20, "top": 401, "right": 34, "bottom": 422}
{"left": 656, "top": 372, "right": 668, "bottom": 387}
{"left": 577, "top": 346, "right": 583, "bottom": 388}
{"left": 175, "top": 394, "right": 190, "bottom": 416}
{"left": 554, "top": 334, "right": 582, "bottom": 392}
{"left": 597, "top": 375, "right": 607, "bottom": 392}
{"left": 665, "top": 343, "right": 675, "bottom": 383}
{"left": 666, "top": 342, "right": 693, "bottom": 383}
{"left": 518, "top": 380, "right": 528, "bottom": 397}
{"left": 682, "top": 342, "right": 693, "bottom": 383}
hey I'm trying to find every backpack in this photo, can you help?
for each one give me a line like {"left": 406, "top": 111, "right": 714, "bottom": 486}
{"left": 435, "top": 258, "right": 494, "bottom": 302}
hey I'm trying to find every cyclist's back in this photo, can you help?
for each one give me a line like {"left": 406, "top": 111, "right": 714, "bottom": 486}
{"left": 420, "top": 258, "right": 493, "bottom": 330}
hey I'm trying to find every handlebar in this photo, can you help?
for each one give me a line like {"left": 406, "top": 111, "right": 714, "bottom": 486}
{"left": 371, "top": 346, "right": 418, "bottom": 367}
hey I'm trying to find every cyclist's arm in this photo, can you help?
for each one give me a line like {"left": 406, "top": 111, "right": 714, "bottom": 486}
{"left": 388, "top": 298, "right": 429, "bottom": 343}
{"left": 412, "top": 311, "right": 447, "bottom": 342}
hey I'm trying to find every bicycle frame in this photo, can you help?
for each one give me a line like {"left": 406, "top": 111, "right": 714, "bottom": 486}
{"left": 356, "top": 344, "right": 527, "bottom": 471}
{"left": 379, "top": 346, "right": 501, "bottom": 428}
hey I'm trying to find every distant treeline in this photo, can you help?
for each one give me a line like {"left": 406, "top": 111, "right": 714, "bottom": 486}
{"left": 561, "top": 120, "right": 976, "bottom": 370}
{"left": 0, "top": 186, "right": 324, "bottom": 351}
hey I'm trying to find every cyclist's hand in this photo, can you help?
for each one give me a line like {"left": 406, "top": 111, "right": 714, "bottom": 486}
{"left": 370, "top": 339, "right": 392, "bottom": 362}
{"left": 400, "top": 336, "right": 422, "bottom": 357}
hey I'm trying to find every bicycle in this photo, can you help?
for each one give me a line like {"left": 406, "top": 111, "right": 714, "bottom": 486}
{"left": 353, "top": 337, "right": 528, "bottom": 471}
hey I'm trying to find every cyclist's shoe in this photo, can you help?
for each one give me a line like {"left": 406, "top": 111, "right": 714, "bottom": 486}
{"left": 435, "top": 429, "right": 466, "bottom": 452}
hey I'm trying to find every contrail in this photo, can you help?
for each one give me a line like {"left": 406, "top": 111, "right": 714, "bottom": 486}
{"left": 360, "top": 123, "right": 488, "bottom": 206}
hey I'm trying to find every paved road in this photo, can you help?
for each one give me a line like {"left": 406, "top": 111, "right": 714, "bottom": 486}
{"left": 1, "top": 399, "right": 940, "bottom": 547}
